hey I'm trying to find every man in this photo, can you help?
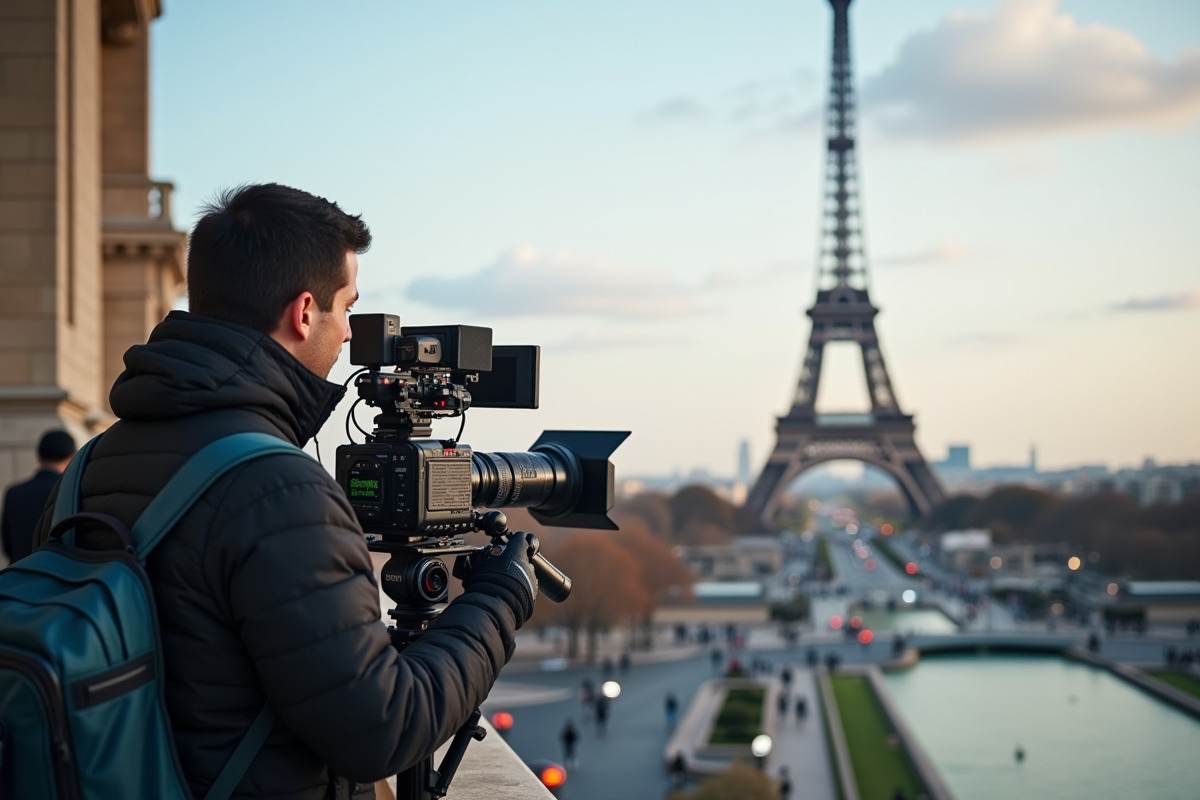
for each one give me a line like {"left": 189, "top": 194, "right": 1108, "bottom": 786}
{"left": 35, "top": 183, "right": 538, "bottom": 798}
{"left": 558, "top": 717, "right": 579, "bottom": 769}
{"left": 2, "top": 429, "right": 76, "bottom": 565}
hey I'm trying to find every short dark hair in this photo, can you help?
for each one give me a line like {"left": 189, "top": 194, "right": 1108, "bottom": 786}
{"left": 37, "top": 430, "right": 76, "bottom": 462}
{"left": 186, "top": 183, "right": 372, "bottom": 332}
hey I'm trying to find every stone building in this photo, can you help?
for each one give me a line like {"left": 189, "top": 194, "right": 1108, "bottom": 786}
{"left": 0, "top": 0, "right": 183, "bottom": 488}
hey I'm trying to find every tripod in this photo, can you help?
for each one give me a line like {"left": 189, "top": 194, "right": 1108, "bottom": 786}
{"left": 372, "top": 512, "right": 570, "bottom": 800}
{"left": 372, "top": 536, "right": 484, "bottom": 800}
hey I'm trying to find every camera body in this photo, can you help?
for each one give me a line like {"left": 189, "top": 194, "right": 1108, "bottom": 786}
{"left": 339, "top": 439, "right": 476, "bottom": 538}
{"left": 334, "top": 313, "right": 626, "bottom": 613}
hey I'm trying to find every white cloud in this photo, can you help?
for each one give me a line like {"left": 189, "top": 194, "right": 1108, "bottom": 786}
{"left": 404, "top": 246, "right": 697, "bottom": 319}
{"left": 943, "top": 332, "right": 1025, "bottom": 349}
{"left": 635, "top": 96, "right": 709, "bottom": 126}
{"left": 1110, "top": 289, "right": 1200, "bottom": 312}
{"left": 635, "top": 70, "right": 819, "bottom": 133}
{"left": 862, "top": 0, "right": 1200, "bottom": 141}
{"left": 875, "top": 240, "right": 970, "bottom": 267}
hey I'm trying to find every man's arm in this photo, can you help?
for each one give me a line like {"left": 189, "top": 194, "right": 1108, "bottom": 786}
{"left": 219, "top": 461, "right": 527, "bottom": 782}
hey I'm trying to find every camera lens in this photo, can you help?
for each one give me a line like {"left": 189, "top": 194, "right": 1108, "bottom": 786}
{"left": 471, "top": 444, "right": 581, "bottom": 517}
{"left": 416, "top": 559, "right": 449, "bottom": 604}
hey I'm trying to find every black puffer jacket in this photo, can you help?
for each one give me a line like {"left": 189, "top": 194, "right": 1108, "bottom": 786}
{"left": 35, "top": 312, "right": 521, "bottom": 799}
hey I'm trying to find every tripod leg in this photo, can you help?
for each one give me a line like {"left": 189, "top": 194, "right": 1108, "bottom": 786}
{"left": 393, "top": 757, "right": 433, "bottom": 800}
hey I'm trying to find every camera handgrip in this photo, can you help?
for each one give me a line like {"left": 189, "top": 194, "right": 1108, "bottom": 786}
{"left": 531, "top": 551, "right": 571, "bottom": 603}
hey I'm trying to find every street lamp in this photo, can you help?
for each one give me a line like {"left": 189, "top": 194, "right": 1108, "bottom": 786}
{"left": 751, "top": 734, "right": 773, "bottom": 770}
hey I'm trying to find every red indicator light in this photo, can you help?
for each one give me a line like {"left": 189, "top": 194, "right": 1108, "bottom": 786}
{"left": 905, "top": 562, "right": 919, "bottom": 575}
{"left": 540, "top": 766, "right": 567, "bottom": 788}
{"left": 491, "top": 711, "right": 514, "bottom": 731}
{"left": 857, "top": 629, "right": 874, "bottom": 645}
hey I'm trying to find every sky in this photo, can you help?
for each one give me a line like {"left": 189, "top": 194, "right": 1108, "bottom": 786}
{"left": 149, "top": 0, "right": 1200, "bottom": 483}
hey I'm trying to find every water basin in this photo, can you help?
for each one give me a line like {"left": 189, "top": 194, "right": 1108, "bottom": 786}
{"left": 884, "top": 654, "right": 1200, "bottom": 800}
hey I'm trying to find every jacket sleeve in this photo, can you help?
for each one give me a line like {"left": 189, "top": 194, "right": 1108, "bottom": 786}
{"left": 215, "top": 457, "right": 520, "bottom": 782}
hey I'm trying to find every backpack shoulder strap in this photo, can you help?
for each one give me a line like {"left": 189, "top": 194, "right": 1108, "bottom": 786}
{"left": 131, "top": 432, "right": 310, "bottom": 559}
{"left": 50, "top": 435, "right": 103, "bottom": 545}
{"left": 203, "top": 703, "right": 277, "bottom": 800}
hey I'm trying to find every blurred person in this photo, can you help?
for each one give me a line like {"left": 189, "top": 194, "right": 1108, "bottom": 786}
{"left": 668, "top": 752, "right": 687, "bottom": 790}
{"left": 595, "top": 693, "right": 610, "bottom": 735}
{"left": 34, "top": 184, "right": 539, "bottom": 799}
{"left": 580, "top": 677, "right": 596, "bottom": 719}
{"left": 664, "top": 692, "right": 679, "bottom": 728}
{"left": 1, "top": 429, "right": 76, "bottom": 565}
{"left": 559, "top": 718, "right": 579, "bottom": 769}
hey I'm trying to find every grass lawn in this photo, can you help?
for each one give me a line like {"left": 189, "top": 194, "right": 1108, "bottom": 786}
{"left": 1147, "top": 670, "right": 1200, "bottom": 700}
{"left": 830, "top": 674, "right": 923, "bottom": 800}
{"left": 817, "top": 538, "right": 834, "bottom": 579}
{"left": 708, "top": 687, "right": 765, "bottom": 745}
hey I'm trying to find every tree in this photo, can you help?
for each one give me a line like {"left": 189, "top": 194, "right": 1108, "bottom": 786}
{"left": 536, "top": 532, "right": 647, "bottom": 661}
{"left": 962, "top": 485, "right": 1057, "bottom": 539}
{"left": 920, "top": 493, "right": 979, "bottom": 532}
{"left": 613, "top": 492, "right": 673, "bottom": 539}
{"left": 671, "top": 485, "right": 738, "bottom": 545}
{"left": 611, "top": 521, "right": 695, "bottom": 648}
{"left": 667, "top": 761, "right": 777, "bottom": 800}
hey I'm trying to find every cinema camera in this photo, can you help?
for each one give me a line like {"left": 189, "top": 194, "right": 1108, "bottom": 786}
{"left": 335, "top": 314, "right": 627, "bottom": 797}
{"left": 335, "top": 313, "right": 628, "bottom": 613}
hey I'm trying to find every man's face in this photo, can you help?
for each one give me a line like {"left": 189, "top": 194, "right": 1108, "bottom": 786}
{"left": 301, "top": 250, "right": 359, "bottom": 379}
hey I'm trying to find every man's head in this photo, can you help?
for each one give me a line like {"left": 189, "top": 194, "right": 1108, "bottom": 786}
{"left": 187, "top": 183, "right": 372, "bottom": 378}
{"left": 36, "top": 429, "right": 76, "bottom": 472}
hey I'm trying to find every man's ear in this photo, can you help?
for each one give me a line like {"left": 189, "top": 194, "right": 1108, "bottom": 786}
{"left": 278, "top": 292, "right": 318, "bottom": 343}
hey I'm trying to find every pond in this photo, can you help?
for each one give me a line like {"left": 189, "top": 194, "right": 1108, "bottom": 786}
{"left": 884, "top": 654, "right": 1200, "bottom": 800}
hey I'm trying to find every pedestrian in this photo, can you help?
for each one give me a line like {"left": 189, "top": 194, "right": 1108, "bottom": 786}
{"left": 619, "top": 651, "right": 631, "bottom": 673}
{"left": 559, "top": 718, "right": 579, "bottom": 769}
{"left": 595, "top": 693, "right": 610, "bottom": 735}
{"left": 668, "top": 752, "right": 687, "bottom": 789}
{"left": 780, "top": 665, "right": 793, "bottom": 688}
{"left": 2, "top": 429, "right": 76, "bottom": 565}
{"left": 664, "top": 692, "right": 679, "bottom": 728}
{"left": 580, "top": 678, "right": 596, "bottom": 720}
{"left": 30, "top": 183, "right": 541, "bottom": 798}
{"left": 795, "top": 694, "right": 807, "bottom": 718}
{"left": 779, "top": 765, "right": 793, "bottom": 799}
{"left": 602, "top": 656, "right": 614, "bottom": 679}
{"left": 777, "top": 690, "right": 789, "bottom": 714}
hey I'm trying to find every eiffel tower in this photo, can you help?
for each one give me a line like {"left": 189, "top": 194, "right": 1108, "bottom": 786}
{"left": 744, "top": 0, "right": 945, "bottom": 524}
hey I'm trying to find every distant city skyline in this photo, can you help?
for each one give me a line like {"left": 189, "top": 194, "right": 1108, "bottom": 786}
{"left": 150, "top": 0, "right": 1200, "bottom": 480}
{"left": 629, "top": 435, "right": 1189, "bottom": 485}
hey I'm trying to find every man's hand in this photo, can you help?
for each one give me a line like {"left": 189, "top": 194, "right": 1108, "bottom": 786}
{"left": 456, "top": 533, "right": 539, "bottom": 626}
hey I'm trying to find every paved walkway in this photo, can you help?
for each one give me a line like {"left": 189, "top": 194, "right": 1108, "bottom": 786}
{"left": 765, "top": 666, "right": 836, "bottom": 800}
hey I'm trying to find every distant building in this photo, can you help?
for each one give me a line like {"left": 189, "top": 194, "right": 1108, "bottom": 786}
{"left": 1070, "top": 463, "right": 1200, "bottom": 507}
{"left": 936, "top": 529, "right": 991, "bottom": 574}
{"left": 1106, "top": 581, "right": 1200, "bottom": 626}
{"left": 944, "top": 445, "right": 971, "bottom": 470}
{"left": 674, "top": 536, "right": 783, "bottom": 582}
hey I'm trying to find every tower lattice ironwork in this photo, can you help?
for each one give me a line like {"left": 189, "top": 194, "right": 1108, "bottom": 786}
{"left": 744, "top": 0, "right": 945, "bottom": 524}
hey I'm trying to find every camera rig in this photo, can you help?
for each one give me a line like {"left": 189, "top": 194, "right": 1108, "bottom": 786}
{"left": 334, "top": 314, "right": 628, "bottom": 799}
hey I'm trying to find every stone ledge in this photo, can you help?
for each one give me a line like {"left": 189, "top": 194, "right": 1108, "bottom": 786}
{"left": 410, "top": 717, "right": 556, "bottom": 800}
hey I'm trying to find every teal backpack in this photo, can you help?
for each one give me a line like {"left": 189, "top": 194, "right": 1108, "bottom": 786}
{"left": 0, "top": 432, "right": 309, "bottom": 800}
